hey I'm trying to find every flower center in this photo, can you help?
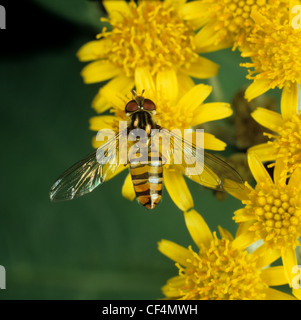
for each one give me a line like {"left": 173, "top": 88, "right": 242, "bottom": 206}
{"left": 154, "top": 101, "right": 193, "bottom": 131}
{"left": 244, "top": 182, "right": 301, "bottom": 247}
{"left": 99, "top": 1, "right": 198, "bottom": 77}
{"left": 266, "top": 114, "right": 301, "bottom": 173}
{"left": 203, "top": 0, "right": 286, "bottom": 47}
{"left": 173, "top": 236, "right": 266, "bottom": 299}
{"left": 241, "top": 10, "right": 301, "bottom": 88}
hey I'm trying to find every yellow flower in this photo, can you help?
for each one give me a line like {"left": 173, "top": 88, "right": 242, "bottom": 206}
{"left": 248, "top": 84, "right": 300, "bottom": 174}
{"left": 240, "top": 7, "right": 301, "bottom": 101}
{"left": 186, "top": 0, "right": 289, "bottom": 51}
{"left": 77, "top": 0, "right": 219, "bottom": 113}
{"left": 158, "top": 209, "right": 294, "bottom": 300}
{"left": 229, "top": 153, "right": 301, "bottom": 286}
{"left": 90, "top": 69, "right": 233, "bottom": 212}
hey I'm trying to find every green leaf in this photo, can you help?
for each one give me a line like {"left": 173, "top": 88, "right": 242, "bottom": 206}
{"left": 32, "top": 0, "right": 105, "bottom": 31}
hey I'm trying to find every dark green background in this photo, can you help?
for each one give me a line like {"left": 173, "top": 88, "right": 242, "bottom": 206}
{"left": 0, "top": 0, "right": 281, "bottom": 299}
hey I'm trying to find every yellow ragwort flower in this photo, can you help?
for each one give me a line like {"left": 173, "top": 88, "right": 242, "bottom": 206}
{"left": 186, "top": 0, "right": 289, "bottom": 51}
{"left": 229, "top": 153, "right": 301, "bottom": 286}
{"left": 240, "top": 7, "right": 301, "bottom": 101}
{"left": 249, "top": 84, "right": 300, "bottom": 174}
{"left": 89, "top": 69, "right": 233, "bottom": 212}
{"left": 77, "top": 0, "right": 219, "bottom": 113}
{"left": 158, "top": 209, "right": 294, "bottom": 299}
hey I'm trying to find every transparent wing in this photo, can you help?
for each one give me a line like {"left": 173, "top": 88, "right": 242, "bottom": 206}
{"left": 49, "top": 131, "right": 127, "bottom": 201}
{"left": 154, "top": 128, "right": 244, "bottom": 192}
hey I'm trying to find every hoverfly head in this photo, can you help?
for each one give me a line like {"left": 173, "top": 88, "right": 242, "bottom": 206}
{"left": 132, "top": 89, "right": 156, "bottom": 113}
{"left": 126, "top": 89, "right": 156, "bottom": 114}
{"left": 125, "top": 89, "right": 145, "bottom": 113}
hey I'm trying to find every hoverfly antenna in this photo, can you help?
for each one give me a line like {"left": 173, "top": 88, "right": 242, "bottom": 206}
{"left": 131, "top": 89, "right": 145, "bottom": 98}
{"left": 131, "top": 89, "right": 137, "bottom": 98}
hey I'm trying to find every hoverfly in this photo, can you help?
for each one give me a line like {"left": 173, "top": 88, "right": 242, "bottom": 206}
{"left": 49, "top": 91, "right": 244, "bottom": 209}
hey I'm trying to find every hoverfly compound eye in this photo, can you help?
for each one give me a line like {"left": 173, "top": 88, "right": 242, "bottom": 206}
{"left": 125, "top": 100, "right": 138, "bottom": 113}
{"left": 143, "top": 99, "right": 156, "bottom": 111}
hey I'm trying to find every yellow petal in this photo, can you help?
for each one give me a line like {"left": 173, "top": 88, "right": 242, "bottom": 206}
{"left": 158, "top": 239, "right": 192, "bottom": 267}
{"left": 92, "top": 75, "right": 134, "bottom": 113}
{"left": 232, "top": 230, "right": 259, "bottom": 250}
{"left": 293, "top": 288, "right": 301, "bottom": 300}
{"left": 227, "top": 182, "right": 252, "bottom": 201}
{"left": 182, "top": 56, "right": 219, "bottom": 79}
{"left": 135, "top": 67, "right": 156, "bottom": 100}
{"left": 161, "top": 276, "right": 185, "bottom": 299}
{"left": 101, "top": 87, "right": 130, "bottom": 113}
{"left": 103, "top": 0, "right": 131, "bottom": 21}
{"left": 156, "top": 68, "right": 178, "bottom": 103}
{"left": 273, "top": 157, "right": 288, "bottom": 185}
{"left": 281, "top": 82, "right": 298, "bottom": 120}
{"left": 182, "top": 131, "right": 223, "bottom": 153}
{"left": 198, "top": 38, "right": 232, "bottom": 54}
{"left": 89, "top": 115, "right": 116, "bottom": 131}
{"left": 203, "top": 132, "right": 226, "bottom": 151}
{"left": 166, "top": 0, "right": 186, "bottom": 9}
{"left": 177, "top": 72, "right": 195, "bottom": 97}
{"left": 290, "top": 0, "right": 301, "bottom": 12}
{"left": 250, "top": 9, "right": 269, "bottom": 25}
{"left": 189, "top": 16, "right": 210, "bottom": 31}
{"left": 77, "top": 39, "right": 111, "bottom": 62}
{"left": 263, "top": 288, "right": 296, "bottom": 300}
{"left": 247, "top": 143, "right": 277, "bottom": 162}
{"left": 161, "top": 276, "right": 184, "bottom": 297}
{"left": 288, "top": 166, "right": 301, "bottom": 189}
{"left": 182, "top": 1, "right": 210, "bottom": 20}
{"left": 282, "top": 246, "right": 298, "bottom": 286}
{"left": 184, "top": 209, "right": 213, "bottom": 248}
{"left": 191, "top": 102, "right": 232, "bottom": 126}
{"left": 92, "top": 136, "right": 102, "bottom": 149}
{"left": 121, "top": 173, "right": 136, "bottom": 201}
{"left": 252, "top": 244, "right": 281, "bottom": 269}
{"left": 217, "top": 226, "right": 233, "bottom": 241}
{"left": 247, "top": 153, "right": 273, "bottom": 185}
{"left": 165, "top": 275, "right": 185, "bottom": 288}
{"left": 235, "top": 220, "right": 254, "bottom": 237}
{"left": 251, "top": 107, "right": 284, "bottom": 132}
{"left": 92, "top": 92, "right": 111, "bottom": 114}
{"left": 233, "top": 208, "right": 255, "bottom": 222}
{"left": 81, "top": 60, "right": 121, "bottom": 84}
{"left": 183, "top": 162, "right": 222, "bottom": 190}
{"left": 244, "top": 79, "right": 271, "bottom": 101}
{"left": 177, "top": 84, "right": 212, "bottom": 113}
{"left": 163, "top": 167, "right": 194, "bottom": 212}
{"left": 195, "top": 22, "right": 231, "bottom": 53}
{"left": 261, "top": 266, "right": 288, "bottom": 286}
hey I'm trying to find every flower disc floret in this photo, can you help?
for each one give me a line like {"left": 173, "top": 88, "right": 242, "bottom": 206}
{"left": 240, "top": 182, "right": 301, "bottom": 248}
{"left": 98, "top": 1, "right": 198, "bottom": 77}
{"left": 171, "top": 236, "right": 267, "bottom": 300}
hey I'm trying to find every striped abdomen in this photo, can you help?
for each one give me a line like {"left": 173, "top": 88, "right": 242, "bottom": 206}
{"left": 130, "top": 148, "right": 163, "bottom": 210}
